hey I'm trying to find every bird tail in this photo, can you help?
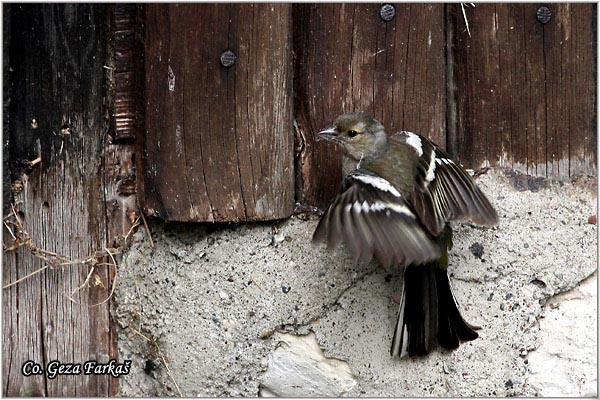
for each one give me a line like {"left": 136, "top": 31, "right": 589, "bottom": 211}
{"left": 390, "top": 264, "right": 479, "bottom": 357}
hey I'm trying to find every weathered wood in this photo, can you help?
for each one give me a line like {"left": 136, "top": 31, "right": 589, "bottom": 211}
{"left": 3, "top": 5, "right": 11, "bottom": 214}
{"left": 108, "top": 4, "right": 144, "bottom": 143}
{"left": 140, "top": 4, "right": 294, "bottom": 222}
{"left": 3, "top": 4, "right": 118, "bottom": 396}
{"left": 293, "top": 4, "right": 447, "bottom": 208}
{"left": 105, "top": 4, "right": 142, "bottom": 245}
{"left": 545, "top": 4, "right": 597, "bottom": 178}
{"left": 452, "top": 3, "right": 596, "bottom": 178}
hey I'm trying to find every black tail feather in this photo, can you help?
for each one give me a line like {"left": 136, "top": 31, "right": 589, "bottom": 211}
{"left": 436, "top": 268, "right": 478, "bottom": 349}
{"left": 391, "top": 265, "right": 478, "bottom": 357}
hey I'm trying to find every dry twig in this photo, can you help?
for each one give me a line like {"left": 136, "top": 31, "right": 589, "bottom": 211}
{"left": 124, "top": 215, "right": 142, "bottom": 243}
{"left": 90, "top": 247, "right": 119, "bottom": 307}
{"left": 461, "top": 3, "right": 475, "bottom": 37}
{"left": 129, "top": 327, "right": 183, "bottom": 397}
{"left": 139, "top": 212, "right": 154, "bottom": 248}
{"left": 3, "top": 264, "right": 49, "bottom": 289}
{"left": 67, "top": 265, "right": 97, "bottom": 304}
{"left": 2, "top": 204, "right": 119, "bottom": 291}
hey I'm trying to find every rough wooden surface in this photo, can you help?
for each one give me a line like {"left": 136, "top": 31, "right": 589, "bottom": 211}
{"left": 1, "top": 3, "right": 596, "bottom": 398}
{"left": 140, "top": 4, "right": 294, "bottom": 222}
{"left": 3, "top": 5, "right": 11, "bottom": 214}
{"left": 293, "top": 4, "right": 447, "bottom": 209}
{"left": 452, "top": 3, "right": 597, "bottom": 179}
{"left": 3, "top": 5, "right": 118, "bottom": 396}
{"left": 105, "top": 4, "right": 141, "bottom": 244}
{"left": 109, "top": 4, "right": 144, "bottom": 143}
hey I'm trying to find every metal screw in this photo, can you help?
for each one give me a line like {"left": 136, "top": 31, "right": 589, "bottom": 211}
{"left": 379, "top": 4, "right": 395, "bottom": 22}
{"left": 220, "top": 50, "right": 236, "bottom": 68}
{"left": 536, "top": 6, "right": 551, "bottom": 24}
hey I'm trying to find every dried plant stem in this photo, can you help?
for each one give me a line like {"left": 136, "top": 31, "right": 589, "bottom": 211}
{"left": 4, "top": 221, "right": 16, "bottom": 240}
{"left": 129, "top": 327, "right": 183, "bottom": 397}
{"left": 91, "top": 247, "right": 118, "bottom": 307}
{"left": 123, "top": 216, "right": 141, "bottom": 242}
{"left": 2, "top": 265, "right": 49, "bottom": 289}
{"left": 3, "top": 204, "right": 119, "bottom": 291}
{"left": 139, "top": 212, "right": 154, "bottom": 248}
{"left": 27, "top": 156, "right": 42, "bottom": 167}
{"left": 67, "top": 265, "right": 97, "bottom": 304}
{"left": 461, "top": 3, "right": 475, "bottom": 37}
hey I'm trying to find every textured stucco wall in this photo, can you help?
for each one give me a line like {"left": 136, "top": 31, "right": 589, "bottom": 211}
{"left": 113, "top": 169, "right": 597, "bottom": 397}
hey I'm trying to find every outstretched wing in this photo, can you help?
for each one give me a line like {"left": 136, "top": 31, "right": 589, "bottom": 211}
{"left": 394, "top": 132, "right": 498, "bottom": 236}
{"left": 313, "top": 169, "right": 440, "bottom": 267}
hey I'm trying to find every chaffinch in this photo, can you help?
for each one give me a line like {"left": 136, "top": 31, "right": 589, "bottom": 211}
{"left": 313, "top": 112, "right": 498, "bottom": 357}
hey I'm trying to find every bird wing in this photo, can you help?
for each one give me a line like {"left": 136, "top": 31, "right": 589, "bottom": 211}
{"left": 313, "top": 169, "right": 440, "bottom": 267}
{"left": 393, "top": 132, "right": 498, "bottom": 236}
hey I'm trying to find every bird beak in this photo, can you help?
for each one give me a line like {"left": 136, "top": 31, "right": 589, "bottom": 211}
{"left": 316, "top": 127, "right": 338, "bottom": 142}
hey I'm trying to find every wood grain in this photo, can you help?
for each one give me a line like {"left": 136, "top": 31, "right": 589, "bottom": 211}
{"left": 3, "top": 4, "right": 117, "bottom": 396}
{"left": 293, "top": 4, "right": 447, "bottom": 208}
{"left": 105, "top": 4, "right": 141, "bottom": 245}
{"left": 3, "top": 5, "right": 10, "bottom": 214}
{"left": 544, "top": 4, "right": 597, "bottom": 178}
{"left": 140, "top": 4, "right": 294, "bottom": 222}
{"left": 2, "top": 4, "right": 596, "bottom": 397}
{"left": 109, "top": 4, "right": 144, "bottom": 143}
{"left": 452, "top": 3, "right": 596, "bottom": 178}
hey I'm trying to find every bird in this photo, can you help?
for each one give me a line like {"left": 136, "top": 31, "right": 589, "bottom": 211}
{"left": 312, "top": 112, "right": 498, "bottom": 357}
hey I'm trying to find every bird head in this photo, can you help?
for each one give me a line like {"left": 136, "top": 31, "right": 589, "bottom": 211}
{"left": 317, "top": 113, "right": 388, "bottom": 163}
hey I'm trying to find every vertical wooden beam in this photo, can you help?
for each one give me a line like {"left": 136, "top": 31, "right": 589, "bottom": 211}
{"left": 452, "top": 3, "right": 596, "bottom": 178}
{"left": 109, "top": 4, "right": 144, "bottom": 143}
{"left": 544, "top": 4, "right": 597, "bottom": 178}
{"left": 3, "top": 4, "right": 117, "bottom": 396}
{"left": 3, "top": 5, "right": 11, "bottom": 214}
{"left": 293, "top": 4, "right": 447, "bottom": 208}
{"left": 105, "top": 4, "right": 142, "bottom": 245}
{"left": 140, "top": 4, "right": 294, "bottom": 222}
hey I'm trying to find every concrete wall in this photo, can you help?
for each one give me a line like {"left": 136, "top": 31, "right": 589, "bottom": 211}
{"left": 114, "top": 169, "right": 597, "bottom": 397}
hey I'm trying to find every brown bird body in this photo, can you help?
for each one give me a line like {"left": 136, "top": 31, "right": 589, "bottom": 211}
{"left": 313, "top": 112, "right": 498, "bottom": 357}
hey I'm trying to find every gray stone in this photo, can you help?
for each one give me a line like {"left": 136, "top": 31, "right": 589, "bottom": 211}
{"left": 527, "top": 273, "right": 597, "bottom": 397}
{"left": 259, "top": 332, "right": 357, "bottom": 397}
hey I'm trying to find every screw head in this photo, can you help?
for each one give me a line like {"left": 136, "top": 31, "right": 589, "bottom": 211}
{"left": 220, "top": 50, "right": 236, "bottom": 68}
{"left": 536, "top": 6, "right": 551, "bottom": 24}
{"left": 379, "top": 4, "right": 395, "bottom": 22}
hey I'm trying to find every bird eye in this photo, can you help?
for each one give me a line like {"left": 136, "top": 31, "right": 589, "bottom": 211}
{"left": 347, "top": 130, "right": 359, "bottom": 138}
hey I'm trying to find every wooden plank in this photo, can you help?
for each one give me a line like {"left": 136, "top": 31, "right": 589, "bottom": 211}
{"left": 549, "top": 3, "right": 596, "bottom": 178}
{"left": 140, "top": 4, "right": 294, "bottom": 222}
{"left": 3, "top": 4, "right": 118, "bottom": 396}
{"left": 452, "top": 3, "right": 596, "bottom": 178}
{"left": 293, "top": 4, "right": 447, "bottom": 208}
{"left": 105, "top": 4, "right": 141, "bottom": 246}
{"left": 3, "top": 5, "right": 10, "bottom": 214}
{"left": 109, "top": 4, "right": 144, "bottom": 143}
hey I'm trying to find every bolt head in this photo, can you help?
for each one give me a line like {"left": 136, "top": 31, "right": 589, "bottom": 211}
{"left": 536, "top": 6, "right": 551, "bottom": 24}
{"left": 220, "top": 50, "right": 236, "bottom": 68}
{"left": 379, "top": 4, "right": 395, "bottom": 22}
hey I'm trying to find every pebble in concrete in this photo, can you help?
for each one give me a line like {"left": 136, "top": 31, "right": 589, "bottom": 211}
{"left": 527, "top": 273, "right": 597, "bottom": 396}
{"left": 259, "top": 332, "right": 357, "bottom": 397}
